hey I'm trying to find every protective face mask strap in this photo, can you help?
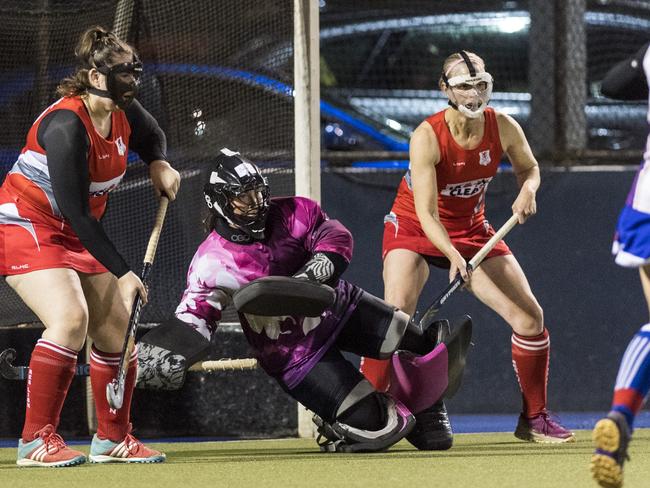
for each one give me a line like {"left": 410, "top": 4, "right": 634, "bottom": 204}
{"left": 88, "top": 57, "right": 143, "bottom": 108}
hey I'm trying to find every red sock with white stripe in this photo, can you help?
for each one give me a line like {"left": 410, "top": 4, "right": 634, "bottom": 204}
{"left": 90, "top": 345, "right": 137, "bottom": 442}
{"left": 511, "top": 329, "right": 550, "bottom": 418}
{"left": 21, "top": 339, "right": 78, "bottom": 441}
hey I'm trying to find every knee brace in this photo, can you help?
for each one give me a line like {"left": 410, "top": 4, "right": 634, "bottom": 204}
{"left": 376, "top": 308, "right": 410, "bottom": 359}
{"left": 136, "top": 317, "right": 211, "bottom": 390}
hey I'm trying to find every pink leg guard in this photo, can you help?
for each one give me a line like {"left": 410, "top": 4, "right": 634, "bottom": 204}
{"left": 388, "top": 343, "right": 448, "bottom": 415}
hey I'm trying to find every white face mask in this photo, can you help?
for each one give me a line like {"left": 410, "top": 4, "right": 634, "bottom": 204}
{"left": 445, "top": 72, "right": 494, "bottom": 118}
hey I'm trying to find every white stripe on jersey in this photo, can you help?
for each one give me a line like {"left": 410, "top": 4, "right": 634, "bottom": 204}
{"left": 0, "top": 202, "right": 41, "bottom": 251}
{"left": 88, "top": 171, "right": 126, "bottom": 196}
{"left": 17, "top": 150, "right": 49, "bottom": 176}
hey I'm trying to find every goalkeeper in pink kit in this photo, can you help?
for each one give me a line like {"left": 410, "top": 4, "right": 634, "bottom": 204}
{"left": 136, "top": 149, "right": 472, "bottom": 452}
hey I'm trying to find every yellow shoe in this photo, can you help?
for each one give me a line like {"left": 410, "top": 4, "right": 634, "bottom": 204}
{"left": 590, "top": 412, "right": 631, "bottom": 488}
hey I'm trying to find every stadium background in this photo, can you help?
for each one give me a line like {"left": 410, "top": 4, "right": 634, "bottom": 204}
{"left": 0, "top": 0, "right": 649, "bottom": 439}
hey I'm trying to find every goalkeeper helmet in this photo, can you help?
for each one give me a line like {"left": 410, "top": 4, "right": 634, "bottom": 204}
{"left": 203, "top": 148, "right": 270, "bottom": 240}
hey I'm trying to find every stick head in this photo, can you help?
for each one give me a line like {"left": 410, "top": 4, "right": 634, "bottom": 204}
{"left": 106, "top": 379, "right": 125, "bottom": 409}
{"left": 0, "top": 348, "right": 20, "bottom": 380}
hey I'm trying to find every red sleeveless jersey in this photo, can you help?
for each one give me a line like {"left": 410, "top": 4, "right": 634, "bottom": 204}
{"left": 2, "top": 96, "right": 129, "bottom": 220}
{"left": 391, "top": 107, "right": 503, "bottom": 231}
{"left": 0, "top": 96, "right": 130, "bottom": 275}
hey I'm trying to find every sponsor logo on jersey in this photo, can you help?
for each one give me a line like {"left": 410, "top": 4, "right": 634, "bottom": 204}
{"left": 11, "top": 264, "right": 30, "bottom": 270}
{"left": 453, "top": 161, "right": 466, "bottom": 167}
{"left": 98, "top": 153, "right": 110, "bottom": 160}
{"left": 230, "top": 233, "right": 252, "bottom": 243}
{"left": 479, "top": 149, "right": 491, "bottom": 166}
{"left": 441, "top": 176, "right": 493, "bottom": 198}
{"left": 115, "top": 136, "right": 126, "bottom": 156}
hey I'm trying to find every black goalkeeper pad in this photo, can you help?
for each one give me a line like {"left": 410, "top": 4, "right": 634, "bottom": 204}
{"left": 233, "top": 276, "right": 336, "bottom": 317}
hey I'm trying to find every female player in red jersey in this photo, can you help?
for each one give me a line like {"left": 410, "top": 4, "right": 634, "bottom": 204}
{"left": 360, "top": 50, "right": 574, "bottom": 447}
{"left": 0, "top": 26, "right": 179, "bottom": 466}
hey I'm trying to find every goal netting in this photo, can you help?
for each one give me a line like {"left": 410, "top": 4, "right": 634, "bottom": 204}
{"left": 0, "top": 0, "right": 297, "bottom": 326}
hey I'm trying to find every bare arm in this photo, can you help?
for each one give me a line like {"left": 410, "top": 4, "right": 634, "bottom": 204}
{"left": 497, "top": 112, "right": 540, "bottom": 223}
{"left": 410, "top": 122, "right": 470, "bottom": 281}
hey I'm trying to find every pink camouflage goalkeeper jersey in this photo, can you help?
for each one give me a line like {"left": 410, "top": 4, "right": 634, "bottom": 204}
{"left": 174, "top": 196, "right": 363, "bottom": 388}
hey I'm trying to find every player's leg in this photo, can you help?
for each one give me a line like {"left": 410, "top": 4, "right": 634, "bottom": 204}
{"left": 81, "top": 271, "right": 165, "bottom": 463}
{"left": 6, "top": 269, "right": 87, "bottom": 467}
{"left": 341, "top": 289, "right": 471, "bottom": 451}
{"left": 609, "top": 265, "right": 650, "bottom": 427}
{"left": 360, "top": 249, "right": 429, "bottom": 391}
{"left": 590, "top": 264, "right": 650, "bottom": 487}
{"left": 468, "top": 254, "right": 574, "bottom": 443}
{"left": 287, "top": 347, "right": 415, "bottom": 453}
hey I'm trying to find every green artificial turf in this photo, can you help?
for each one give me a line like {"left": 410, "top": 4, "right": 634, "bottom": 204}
{"left": 1, "top": 430, "right": 649, "bottom": 488}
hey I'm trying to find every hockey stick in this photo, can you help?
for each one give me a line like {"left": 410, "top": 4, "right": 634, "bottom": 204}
{"left": 416, "top": 214, "right": 519, "bottom": 332}
{"left": 107, "top": 196, "right": 169, "bottom": 409}
{"left": 0, "top": 348, "right": 257, "bottom": 381}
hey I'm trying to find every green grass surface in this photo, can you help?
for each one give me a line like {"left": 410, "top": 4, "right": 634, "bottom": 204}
{"left": 2, "top": 430, "right": 649, "bottom": 488}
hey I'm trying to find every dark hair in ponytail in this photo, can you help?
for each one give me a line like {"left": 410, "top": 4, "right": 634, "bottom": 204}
{"left": 56, "top": 25, "right": 137, "bottom": 98}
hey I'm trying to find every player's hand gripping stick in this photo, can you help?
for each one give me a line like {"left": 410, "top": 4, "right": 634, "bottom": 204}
{"left": 415, "top": 214, "right": 519, "bottom": 333}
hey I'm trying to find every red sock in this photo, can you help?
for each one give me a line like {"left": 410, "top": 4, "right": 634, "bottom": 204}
{"left": 360, "top": 357, "right": 392, "bottom": 392}
{"left": 511, "top": 329, "right": 550, "bottom": 417}
{"left": 90, "top": 345, "right": 137, "bottom": 441}
{"left": 22, "top": 339, "right": 78, "bottom": 441}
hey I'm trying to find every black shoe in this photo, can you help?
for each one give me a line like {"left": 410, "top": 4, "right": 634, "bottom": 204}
{"left": 406, "top": 400, "right": 453, "bottom": 451}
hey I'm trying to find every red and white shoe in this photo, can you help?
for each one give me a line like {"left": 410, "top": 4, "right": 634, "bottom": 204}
{"left": 89, "top": 425, "right": 165, "bottom": 463}
{"left": 17, "top": 424, "right": 86, "bottom": 467}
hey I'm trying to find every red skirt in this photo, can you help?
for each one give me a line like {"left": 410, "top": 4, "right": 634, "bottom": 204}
{"left": 0, "top": 192, "right": 107, "bottom": 276}
{"left": 382, "top": 211, "right": 511, "bottom": 261}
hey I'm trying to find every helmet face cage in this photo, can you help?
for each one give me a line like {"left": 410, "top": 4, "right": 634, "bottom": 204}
{"left": 204, "top": 154, "right": 270, "bottom": 239}
{"left": 441, "top": 51, "right": 493, "bottom": 119}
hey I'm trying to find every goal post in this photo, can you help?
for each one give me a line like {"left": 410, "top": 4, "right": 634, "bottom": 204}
{"left": 293, "top": 0, "right": 321, "bottom": 438}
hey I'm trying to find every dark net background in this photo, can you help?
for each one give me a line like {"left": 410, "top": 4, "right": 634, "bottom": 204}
{"left": 0, "top": 0, "right": 294, "bottom": 325}
{"left": 2, "top": 0, "right": 650, "bottom": 326}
